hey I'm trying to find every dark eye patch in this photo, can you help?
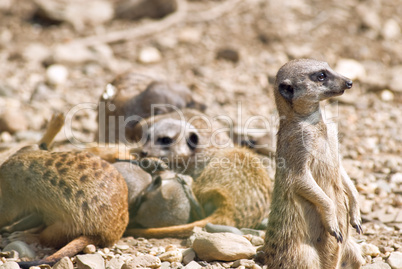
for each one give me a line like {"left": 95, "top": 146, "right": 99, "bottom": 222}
{"left": 156, "top": 136, "right": 173, "bottom": 146}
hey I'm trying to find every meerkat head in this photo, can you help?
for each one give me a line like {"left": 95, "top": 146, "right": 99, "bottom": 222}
{"left": 139, "top": 119, "right": 201, "bottom": 163}
{"left": 274, "top": 59, "right": 353, "bottom": 117}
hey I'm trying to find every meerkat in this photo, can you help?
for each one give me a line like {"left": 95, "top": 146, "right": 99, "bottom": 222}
{"left": 0, "top": 114, "right": 129, "bottom": 268}
{"left": 133, "top": 110, "right": 233, "bottom": 178}
{"left": 124, "top": 120, "right": 272, "bottom": 238}
{"left": 97, "top": 72, "right": 206, "bottom": 143}
{"left": 261, "top": 59, "right": 364, "bottom": 269}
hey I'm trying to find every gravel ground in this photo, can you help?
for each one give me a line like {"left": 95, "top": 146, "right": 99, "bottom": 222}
{"left": 0, "top": 0, "right": 401, "bottom": 268}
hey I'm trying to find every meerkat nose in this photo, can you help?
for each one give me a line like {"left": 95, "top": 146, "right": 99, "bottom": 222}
{"left": 345, "top": 80, "right": 353, "bottom": 89}
{"left": 140, "top": 151, "right": 148, "bottom": 157}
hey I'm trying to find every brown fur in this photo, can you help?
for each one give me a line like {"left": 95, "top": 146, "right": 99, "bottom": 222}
{"left": 97, "top": 72, "right": 206, "bottom": 143}
{"left": 261, "top": 59, "right": 363, "bottom": 269}
{"left": 0, "top": 114, "right": 129, "bottom": 268}
{"left": 125, "top": 146, "right": 272, "bottom": 238}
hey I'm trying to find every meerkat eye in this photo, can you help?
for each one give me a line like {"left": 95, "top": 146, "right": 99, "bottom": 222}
{"left": 317, "top": 72, "right": 327, "bottom": 81}
{"left": 157, "top": 136, "right": 173, "bottom": 146}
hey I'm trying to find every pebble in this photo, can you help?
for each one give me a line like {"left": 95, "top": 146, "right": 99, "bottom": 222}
{"left": 52, "top": 257, "right": 74, "bottom": 269}
{"left": 115, "top": 0, "right": 177, "bottom": 20}
{"left": 240, "top": 228, "right": 265, "bottom": 237}
{"left": 387, "top": 252, "right": 402, "bottom": 269}
{"left": 83, "top": 244, "right": 96, "bottom": 254}
{"left": 182, "top": 249, "right": 196, "bottom": 265}
{"left": 250, "top": 236, "right": 264, "bottom": 246}
{"left": 53, "top": 44, "right": 95, "bottom": 65}
{"left": 3, "top": 241, "right": 36, "bottom": 259}
{"left": 0, "top": 262, "right": 20, "bottom": 269}
{"left": 0, "top": 109, "right": 28, "bottom": 134}
{"left": 232, "top": 259, "right": 255, "bottom": 268}
{"left": 216, "top": 48, "right": 240, "bottom": 63}
{"left": 158, "top": 248, "right": 183, "bottom": 263}
{"left": 76, "top": 253, "right": 105, "bottom": 269}
{"left": 138, "top": 47, "right": 162, "bottom": 64}
{"left": 381, "top": 90, "right": 394, "bottom": 102}
{"left": 122, "top": 255, "right": 161, "bottom": 269}
{"left": 191, "top": 232, "right": 256, "bottom": 262}
{"left": 33, "top": 0, "right": 113, "bottom": 29}
{"left": 335, "top": 58, "right": 366, "bottom": 81}
{"left": 184, "top": 261, "right": 202, "bottom": 269}
{"left": 205, "top": 223, "right": 243, "bottom": 235}
{"left": 46, "top": 64, "right": 69, "bottom": 85}
{"left": 382, "top": 19, "right": 401, "bottom": 40}
{"left": 178, "top": 28, "right": 202, "bottom": 44}
{"left": 362, "top": 243, "right": 381, "bottom": 257}
{"left": 106, "top": 257, "right": 125, "bottom": 269}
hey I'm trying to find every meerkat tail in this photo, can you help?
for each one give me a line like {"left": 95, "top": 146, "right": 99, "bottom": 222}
{"left": 38, "top": 112, "right": 65, "bottom": 150}
{"left": 125, "top": 217, "right": 215, "bottom": 238}
{"left": 17, "top": 235, "right": 96, "bottom": 269}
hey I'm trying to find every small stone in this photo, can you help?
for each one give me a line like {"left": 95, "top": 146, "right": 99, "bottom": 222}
{"left": 182, "top": 248, "right": 196, "bottom": 265}
{"left": 76, "top": 254, "right": 105, "bottom": 269}
{"left": 106, "top": 257, "right": 125, "bottom": 269}
{"left": 52, "top": 257, "right": 74, "bottom": 269}
{"left": 138, "top": 47, "right": 162, "bottom": 64}
{"left": 122, "top": 255, "right": 161, "bottom": 269}
{"left": 158, "top": 249, "right": 183, "bottom": 263}
{"left": 46, "top": 64, "right": 68, "bottom": 85}
{"left": 335, "top": 59, "right": 366, "bottom": 81}
{"left": 0, "top": 262, "right": 20, "bottom": 269}
{"left": 232, "top": 259, "right": 255, "bottom": 268}
{"left": 363, "top": 261, "right": 392, "bottom": 269}
{"left": 0, "top": 109, "right": 28, "bottom": 134}
{"left": 382, "top": 19, "right": 401, "bottom": 40}
{"left": 115, "top": 244, "right": 130, "bottom": 251}
{"left": 0, "top": 0, "right": 12, "bottom": 11}
{"left": 381, "top": 90, "right": 394, "bottom": 102}
{"left": 191, "top": 232, "right": 256, "bottom": 262}
{"left": 115, "top": 0, "right": 177, "bottom": 20}
{"left": 0, "top": 131, "right": 12, "bottom": 142}
{"left": 240, "top": 228, "right": 265, "bottom": 238}
{"left": 178, "top": 28, "right": 202, "bottom": 44}
{"left": 387, "top": 252, "right": 402, "bottom": 269}
{"left": 3, "top": 240, "right": 36, "bottom": 259}
{"left": 205, "top": 223, "right": 243, "bottom": 235}
{"left": 83, "top": 244, "right": 96, "bottom": 254}
{"left": 250, "top": 236, "right": 264, "bottom": 246}
{"left": 184, "top": 261, "right": 202, "bottom": 269}
{"left": 160, "top": 261, "right": 170, "bottom": 269}
{"left": 216, "top": 48, "right": 240, "bottom": 63}
{"left": 361, "top": 243, "right": 381, "bottom": 257}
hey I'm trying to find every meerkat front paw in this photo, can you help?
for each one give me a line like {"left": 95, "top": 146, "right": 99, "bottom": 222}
{"left": 325, "top": 210, "right": 343, "bottom": 243}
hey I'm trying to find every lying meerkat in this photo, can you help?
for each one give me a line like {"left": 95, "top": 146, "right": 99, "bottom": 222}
{"left": 124, "top": 119, "right": 272, "bottom": 238}
{"left": 0, "top": 114, "right": 129, "bottom": 268}
{"left": 97, "top": 72, "right": 206, "bottom": 143}
{"left": 262, "top": 59, "right": 364, "bottom": 269}
{"left": 134, "top": 111, "right": 233, "bottom": 178}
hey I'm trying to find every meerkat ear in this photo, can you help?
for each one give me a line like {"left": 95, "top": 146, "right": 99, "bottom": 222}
{"left": 278, "top": 80, "right": 294, "bottom": 101}
{"left": 186, "top": 132, "right": 199, "bottom": 151}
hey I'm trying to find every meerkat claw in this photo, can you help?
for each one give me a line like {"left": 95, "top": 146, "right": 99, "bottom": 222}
{"left": 331, "top": 230, "right": 343, "bottom": 243}
{"left": 354, "top": 224, "right": 363, "bottom": 234}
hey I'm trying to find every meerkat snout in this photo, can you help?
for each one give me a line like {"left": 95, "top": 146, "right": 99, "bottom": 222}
{"left": 345, "top": 80, "right": 353, "bottom": 89}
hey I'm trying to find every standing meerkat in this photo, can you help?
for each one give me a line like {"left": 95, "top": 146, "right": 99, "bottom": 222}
{"left": 262, "top": 59, "right": 363, "bottom": 269}
{"left": 0, "top": 114, "right": 129, "bottom": 268}
{"left": 97, "top": 72, "right": 206, "bottom": 143}
{"left": 124, "top": 119, "right": 272, "bottom": 238}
